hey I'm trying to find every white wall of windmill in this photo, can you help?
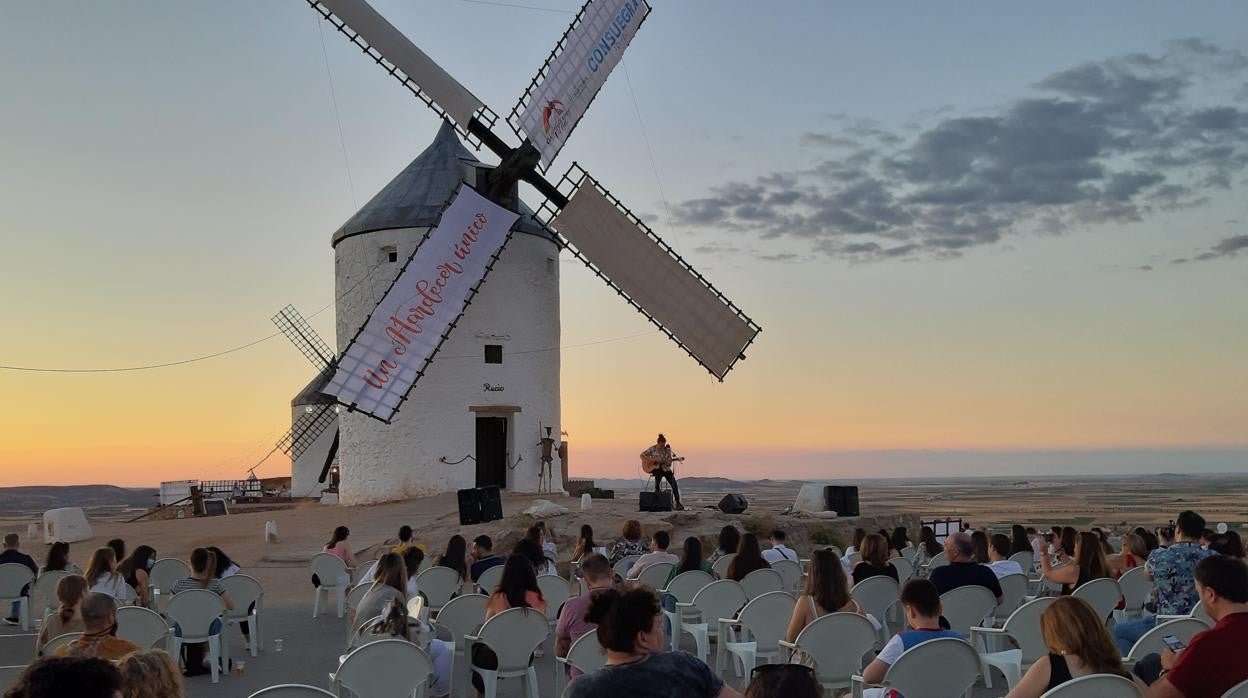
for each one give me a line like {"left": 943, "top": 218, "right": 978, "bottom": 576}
{"left": 289, "top": 404, "right": 339, "bottom": 500}
{"left": 333, "top": 225, "right": 561, "bottom": 505}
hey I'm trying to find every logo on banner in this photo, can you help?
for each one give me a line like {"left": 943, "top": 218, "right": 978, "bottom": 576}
{"left": 541, "top": 100, "right": 565, "bottom": 134}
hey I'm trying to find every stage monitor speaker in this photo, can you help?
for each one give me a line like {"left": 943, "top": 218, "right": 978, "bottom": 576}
{"left": 639, "top": 491, "right": 673, "bottom": 512}
{"left": 480, "top": 485, "right": 503, "bottom": 523}
{"left": 718, "top": 494, "right": 748, "bottom": 515}
{"left": 457, "top": 486, "right": 505, "bottom": 525}
{"left": 824, "top": 485, "right": 860, "bottom": 517}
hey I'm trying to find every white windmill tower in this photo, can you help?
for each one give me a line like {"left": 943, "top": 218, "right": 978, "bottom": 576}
{"left": 280, "top": 0, "right": 760, "bottom": 507}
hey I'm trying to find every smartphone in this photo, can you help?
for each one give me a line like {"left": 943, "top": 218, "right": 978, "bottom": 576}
{"left": 1162, "top": 635, "right": 1185, "bottom": 652}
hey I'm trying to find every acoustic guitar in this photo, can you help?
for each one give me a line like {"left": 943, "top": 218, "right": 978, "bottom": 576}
{"left": 640, "top": 453, "right": 685, "bottom": 474}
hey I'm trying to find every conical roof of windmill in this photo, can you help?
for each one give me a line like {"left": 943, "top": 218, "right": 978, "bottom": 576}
{"left": 331, "top": 120, "right": 557, "bottom": 246}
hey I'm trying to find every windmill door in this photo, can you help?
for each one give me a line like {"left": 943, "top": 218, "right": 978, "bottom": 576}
{"left": 475, "top": 416, "right": 508, "bottom": 489}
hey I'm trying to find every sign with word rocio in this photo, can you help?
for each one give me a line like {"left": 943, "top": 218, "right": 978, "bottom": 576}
{"left": 517, "top": 0, "right": 650, "bottom": 167}
{"left": 323, "top": 187, "right": 519, "bottom": 422}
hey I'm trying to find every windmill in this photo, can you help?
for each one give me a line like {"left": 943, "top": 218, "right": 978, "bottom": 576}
{"left": 292, "top": 0, "right": 760, "bottom": 504}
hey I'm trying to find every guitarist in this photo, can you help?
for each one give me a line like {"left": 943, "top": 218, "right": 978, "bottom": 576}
{"left": 641, "top": 433, "right": 684, "bottom": 510}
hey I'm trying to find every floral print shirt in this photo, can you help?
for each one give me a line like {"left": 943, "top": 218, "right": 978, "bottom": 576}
{"left": 1146, "top": 541, "right": 1214, "bottom": 615}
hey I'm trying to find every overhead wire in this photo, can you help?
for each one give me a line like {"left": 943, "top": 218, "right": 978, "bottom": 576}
{"left": 316, "top": 13, "right": 359, "bottom": 208}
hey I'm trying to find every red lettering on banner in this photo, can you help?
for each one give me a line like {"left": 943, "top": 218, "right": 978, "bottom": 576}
{"left": 363, "top": 359, "right": 399, "bottom": 389}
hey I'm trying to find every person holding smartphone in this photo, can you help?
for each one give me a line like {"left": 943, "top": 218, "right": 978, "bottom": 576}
{"left": 1133, "top": 555, "right": 1248, "bottom": 697}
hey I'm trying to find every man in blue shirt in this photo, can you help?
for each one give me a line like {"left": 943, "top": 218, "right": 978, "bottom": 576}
{"left": 928, "top": 532, "right": 1004, "bottom": 604}
{"left": 1115, "top": 510, "right": 1214, "bottom": 654}
{"left": 468, "top": 535, "right": 505, "bottom": 583}
{"left": 861, "top": 578, "right": 965, "bottom": 686}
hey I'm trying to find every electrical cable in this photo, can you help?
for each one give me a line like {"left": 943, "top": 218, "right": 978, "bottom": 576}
{"left": 458, "top": 0, "right": 571, "bottom": 14}
{"left": 317, "top": 14, "right": 359, "bottom": 208}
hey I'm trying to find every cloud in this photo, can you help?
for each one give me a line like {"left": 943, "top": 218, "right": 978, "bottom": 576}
{"left": 673, "top": 40, "right": 1248, "bottom": 262}
{"left": 1191, "top": 234, "right": 1248, "bottom": 261}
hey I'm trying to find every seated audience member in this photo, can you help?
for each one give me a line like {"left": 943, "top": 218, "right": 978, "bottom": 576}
{"left": 1210, "top": 531, "right": 1245, "bottom": 561}
{"left": 317, "top": 526, "right": 356, "bottom": 588}
{"left": 469, "top": 535, "right": 504, "bottom": 583}
{"left": 117, "top": 545, "right": 157, "bottom": 608}
{"left": 726, "top": 534, "right": 771, "bottom": 582}
{"left": 170, "top": 548, "right": 235, "bottom": 675}
{"left": 514, "top": 538, "right": 551, "bottom": 579}
{"left": 743, "top": 664, "right": 821, "bottom": 698}
{"left": 889, "top": 527, "right": 912, "bottom": 558}
{"left": 628, "top": 531, "right": 678, "bottom": 579}
{"left": 206, "top": 547, "right": 239, "bottom": 578}
{"left": 1010, "top": 525, "right": 1032, "bottom": 558}
{"left": 1092, "top": 527, "right": 1115, "bottom": 555}
{"left": 4, "top": 656, "right": 122, "bottom": 698}
{"left": 116, "top": 649, "right": 184, "bottom": 698}
{"left": 392, "top": 524, "right": 426, "bottom": 554}
{"left": 54, "top": 593, "right": 139, "bottom": 660}
{"left": 361, "top": 546, "right": 424, "bottom": 598}
{"left": 35, "top": 575, "right": 88, "bottom": 656}
{"left": 556, "top": 554, "right": 612, "bottom": 678}
{"left": 860, "top": 579, "right": 964, "bottom": 685}
{"left": 845, "top": 528, "right": 867, "bottom": 559}
{"left": 928, "top": 532, "right": 1003, "bottom": 603}
{"left": 1115, "top": 510, "right": 1214, "bottom": 654}
{"left": 609, "top": 520, "right": 651, "bottom": 566}
{"left": 852, "top": 533, "right": 900, "bottom": 585}
{"left": 1200, "top": 529, "right": 1216, "bottom": 550}
{"left": 1058, "top": 527, "right": 1077, "bottom": 560}
{"left": 106, "top": 539, "right": 126, "bottom": 566}
{"left": 1005, "top": 596, "right": 1138, "bottom": 697}
{"left": 525, "top": 525, "right": 558, "bottom": 576}
{"left": 786, "top": 548, "right": 870, "bottom": 644}
{"left": 1108, "top": 533, "right": 1148, "bottom": 576}
{"left": 472, "top": 554, "right": 547, "bottom": 695}
{"left": 761, "top": 530, "right": 798, "bottom": 564}
{"left": 437, "top": 534, "right": 470, "bottom": 583}
{"left": 987, "top": 534, "right": 1025, "bottom": 579}
{"left": 971, "top": 530, "right": 991, "bottom": 564}
{"left": 1157, "top": 525, "right": 1176, "bottom": 549}
{"left": 708, "top": 525, "right": 740, "bottom": 565}
{"left": 668, "top": 537, "right": 713, "bottom": 585}
{"left": 351, "top": 553, "right": 407, "bottom": 637}
{"left": 534, "top": 520, "right": 559, "bottom": 560}
{"left": 1040, "top": 531, "right": 1112, "bottom": 595}
{"left": 40, "top": 541, "right": 81, "bottom": 575}
{"left": 1131, "top": 555, "right": 1248, "bottom": 697}
{"left": 362, "top": 597, "right": 454, "bottom": 697}
{"left": 84, "top": 547, "right": 131, "bottom": 603}
{"left": 564, "top": 585, "right": 741, "bottom": 698}
{"left": 571, "top": 525, "right": 607, "bottom": 564}
{"left": 916, "top": 526, "right": 942, "bottom": 567}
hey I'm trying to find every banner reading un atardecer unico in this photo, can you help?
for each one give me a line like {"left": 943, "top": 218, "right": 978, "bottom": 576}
{"left": 516, "top": 0, "right": 651, "bottom": 167}
{"left": 322, "top": 187, "right": 519, "bottom": 423}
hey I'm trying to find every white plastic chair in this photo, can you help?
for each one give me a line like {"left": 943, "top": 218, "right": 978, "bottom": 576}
{"left": 405, "top": 596, "right": 426, "bottom": 623}
{"left": 1222, "top": 679, "right": 1248, "bottom": 698}
{"left": 889, "top": 557, "right": 914, "bottom": 583}
{"left": 636, "top": 562, "right": 675, "bottom": 590}
{"left": 476, "top": 564, "right": 503, "bottom": 595}
{"left": 39, "top": 631, "right": 81, "bottom": 657}
{"left": 1125, "top": 617, "right": 1210, "bottom": 665}
{"left": 781, "top": 611, "right": 878, "bottom": 693}
{"left": 464, "top": 607, "right": 548, "bottom": 698}
{"left": 31, "top": 570, "right": 70, "bottom": 619}
{"left": 1113, "top": 567, "right": 1150, "bottom": 623}
{"left": 711, "top": 554, "right": 735, "bottom": 579}
{"left": 116, "top": 605, "right": 172, "bottom": 650}
{"left": 613, "top": 555, "right": 641, "bottom": 580}
{"left": 851, "top": 576, "right": 900, "bottom": 644}
{"left": 771, "top": 559, "right": 802, "bottom": 590}
{"left": 431, "top": 593, "right": 486, "bottom": 656}
{"left": 331, "top": 638, "right": 433, "bottom": 698}
{"left": 660, "top": 570, "right": 714, "bottom": 651}
{"left": 1191, "top": 599, "right": 1212, "bottom": 626}
{"left": 166, "top": 589, "right": 226, "bottom": 684}
{"left": 1010, "top": 551, "right": 1035, "bottom": 572}
{"left": 0, "top": 563, "right": 35, "bottom": 630}
{"left": 249, "top": 685, "right": 337, "bottom": 698}
{"left": 416, "top": 566, "right": 463, "bottom": 615}
{"left": 675, "top": 579, "right": 748, "bottom": 662}
{"left": 310, "top": 553, "right": 349, "bottom": 619}
{"left": 740, "top": 568, "right": 783, "bottom": 600}
{"left": 222, "top": 574, "right": 263, "bottom": 656}
{"left": 1072, "top": 577, "right": 1122, "bottom": 624}
{"left": 996, "top": 573, "right": 1030, "bottom": 623}
{"left": 851, "top": 637, "right": 981, "bottom": 698}
{"left": 970, "top": 597, "right": 1054, "bottom": 690}
{"left": 716, "top": 591, "right": 795, "bottom": 677}
{"left": 900, "top": 547, "right": 918, "bottom": 562}
{"left": 940, "top": 585, "right": 998, "bottom": 636}
{"left": 1038, "top": 673, "right": 1143, "bottom": 697}
{"left": 345, "top": 583, "right": 371, "bottom": 615}
{"left": 536, "top": 574, "right": 571, "bottom": 637}
{"left": 554, "top": 629, "right": 607, "bottom": 696}
{"left": 925, "top": 551, "right": 949, "bottom": 574}
{"left": 149, "top": 558, "right": 191, "bottom": 596}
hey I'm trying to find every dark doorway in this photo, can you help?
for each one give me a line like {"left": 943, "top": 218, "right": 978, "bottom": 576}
{"left": 475, "top": 416, "right": 508, "bottom": 489}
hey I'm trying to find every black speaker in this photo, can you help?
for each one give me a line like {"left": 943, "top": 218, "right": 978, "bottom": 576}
{"left": 457, "top": 486, "right": 505, "bottom": 525}
{"left": 824, "top": 485, "right": 860, "bottom": 517}
{"left": 718, "top": 494, "right": 748, "bottom": 514}
{"left": 479, "top": 485, "right": 503, "bottom": 523}
{"left": 639, "top": 490, "right": 673, "bottom": 512}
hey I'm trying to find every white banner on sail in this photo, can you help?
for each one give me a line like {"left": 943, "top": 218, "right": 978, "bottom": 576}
{"left": 323, "top": 187, "right": 519, "bottom": 422}
{"left": 516, "top": 0, "right": 650, "bottom": 166}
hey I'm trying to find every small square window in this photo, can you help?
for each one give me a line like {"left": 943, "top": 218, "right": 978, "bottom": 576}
{"left": 484, "top": 345, "right": 503, "bottom": 364}
{"left": 382, "top": 245, "right": 398, "bottom": 263}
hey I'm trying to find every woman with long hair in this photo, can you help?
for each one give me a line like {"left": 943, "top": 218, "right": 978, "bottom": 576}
{"left": 708, "top": 525, "right": 740, "bottom": 564}
{"left": 744, "top": 665, "right": 821, "bottom": 698}
{"left": 438, "top": 534, "right": 470, "bottom": 582}
{"left": 352, "top": 552, "right": 406, "bottom": 637}
{"left": 1010, "top": 525, "right": 1031, "bottom": 557}
{"left": 170, "top": 548, "right": 234, "bottom": 676}
{"left": 916, "top": 526, "right": 942, "bottom": 565}
{"left": 41, "top": 542, "right": 80, "bottom": 575}
{"left": 846, "top": 528, "right": 867, "bottom": 558}
{"left": 106, "top": 539, "right": 126, "bottom": 566}
{"left": 1005, "top": 596, "right": 1139, "bottom": 697}
{"left": 1059, "top": 527, "right": 1077, "bottom": 560}
{"left": 317, "top": 525, "right": 356, "bottom": 588}
{"left": 1040, "top": 531, "right": 1111, "bottom": 595}
{"left": 117, "top": 648, "right": 184, "bottom": 698}
{"left": 1108, "top": 533, "right": 1148, "bottom": 575}
{"left": 473, "top": 554, "right": 548, "bottom": 696}
{"left": 523, "top": 526, "right": 557, "bottom": 576}
{"left": 205, "top": 547, "right": 239, "bottom": 578}
{"left": 667, "top": 537, "right": 712, "bottom": 585}
{"left": 888, "top": 527, "right": 911, "bottom": 557}
{"left": 34, "top": 575, "right": 88, "bottom": 655}
{"left": 84, "top": 548, "right": 130, "bottom": 602}
{"left": 608, "top": 519, "right": 650, "bottom": 565}
{"left": 572, "top": 525, "right": 606, "bottom": 562}
{"left": 117, "top": 545, "right": 157, "bottom": 607}
{"left": 726, "top": 533, "right": 770, "bottom": 582}
{"left": 852, "top": 534, "right": 900, "bottom": 585}
{"left": 785, "top": 548, "right": 868, "bottom": 643}
{"left": 971, "top": 530, "right": 990, "bottom": 564}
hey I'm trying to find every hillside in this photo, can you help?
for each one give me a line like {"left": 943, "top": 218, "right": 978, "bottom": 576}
{"left": 0, "top": 485, "right": 158, "bottom": 518}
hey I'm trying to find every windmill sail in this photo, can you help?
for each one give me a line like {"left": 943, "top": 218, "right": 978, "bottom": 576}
{"left": 547, "top": 167, "right": 759, "bottom": 379}
{"left": 272, "top": 304, "right": 335, "bottom": 373}
{"left": 311, "top": 0, "right": 493, "bottom": 132}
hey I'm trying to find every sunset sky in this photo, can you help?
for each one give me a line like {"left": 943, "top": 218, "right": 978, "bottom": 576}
{"left": 2, "top": 1, "right": 1246, "bottom": 487}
